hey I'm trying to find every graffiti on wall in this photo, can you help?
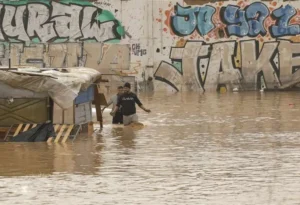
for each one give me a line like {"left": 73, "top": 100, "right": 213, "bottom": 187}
{"left": 0, "top": 0, "right": 124, "bottom": 43}
{"left": 0, "top": 42, "right": 131, "bottom": 74}
{"left": 155, "top": 39, "right": 300, "bottom": 91}
{"left": 163, "top": 2, "right": 300, "bottom": 39}
{"left": 155, "top": 1, "right": 300, "bottom": 91}
{"left": 131, "top": 43, "right": 147, "bottom": 56}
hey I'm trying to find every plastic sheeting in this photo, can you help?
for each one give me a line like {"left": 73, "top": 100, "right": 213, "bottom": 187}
{"left": 0, "top": 82, "right": 48, "bottom": 98}
{"left": 10, "top": 122, "right": 55, "bottom": 142}
{"left": 0, "top": 67, "right": 101, "bottom": 109}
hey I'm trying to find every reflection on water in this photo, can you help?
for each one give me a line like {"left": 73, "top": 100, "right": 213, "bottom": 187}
{"left": 0, "top": 136, "right": 103, "bottom": 176}
{"left": 1, "top": 91, "right": 300, "bottom": 204}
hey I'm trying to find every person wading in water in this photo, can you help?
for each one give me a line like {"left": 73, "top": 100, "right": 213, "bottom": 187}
{"left": 102, "top": 86, "right": 124, "bottom": 124}
{"left": 111, "top": 82, "right": 151, "bottom": 126}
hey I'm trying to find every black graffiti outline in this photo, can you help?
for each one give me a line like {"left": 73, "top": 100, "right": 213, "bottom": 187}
{"left": 170, "top": 3, "right": 216, "bottom": 37}
{"left": 132, "top": 43, "right": 147, "bottom": 56}
{"left": 0, "top": 2, "right": 121, "bottom": 43}
{"left": 194, "top": 40, "right": 241, "bottom": 91}
{"left": 221, "top": 2, "right": 272, "bottom": 38}
{"left": 26, "top": 2, "right": 58, "bottom": 43}
{"left": 154, "top": 39, "right": 289, "bottom": 91}
{"left": 277, "top": 39, "right": 300, "bottom": 75}
{"left": 170, "top": 4, "right": 196, "bottom": 37}
{"left": 154, "top": 40, "right": 189, "bottom": 91}
{"left": 220, "top": 4, "right": 248, "bottom": 38}
{"left": 47, "top": 2, "right": 83, "bottom": 42}
{"left": 269, "top": 5, "right": 299, "bottom": 38}
{"left": 75, "top": 5, "right": 121, "bottom": 42}
{"left": 0, "top": 4, "right": 29, "bottom": 42}
{"left": 154, "top": 38, "right": 300, "bottom": 91}
{"left": 195, "top": 5, "right": 216, "bottom": 37}
{"left": 154, "top": 61, "right": 180, "bottom": 91}
{"left": 49, "top": 2, "right": 121, "bottom": 42}
{"left": 48, "top": 2, "right": 122, "bottom": 42}
{"left": 155, "top": 40, "right": 241, "bottom": 92}
{"left": 0, "top": 2, "right": 60, "bottom": 43}
{"left": 196, "top": 41, "right": 210, "bottom": 91}
{"left": 174, "top": 40, "right": 204, "bottom": 91}
{"left": 239, "top": 39, "right": 280, "bottom": 89}
{"left": 243, "top": 2, "right": 270, "bottom": 37}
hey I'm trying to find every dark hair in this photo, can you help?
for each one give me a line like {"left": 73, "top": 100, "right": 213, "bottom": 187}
{"left": 124, "top": 82, "right": 131, "bottom": 88}
{"left": 118, "top": 86, "right": 123, "bottom": 89}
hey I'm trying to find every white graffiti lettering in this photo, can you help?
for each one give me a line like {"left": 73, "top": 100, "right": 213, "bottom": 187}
{"left": 155, "top": 40, "right": 300, "bottom": 91}
{"left": 81, "top": 6, "right": 116, "bottom": 42}
{"left": 0, "top": 2, "right": 120, "bottom": 42}
{"left": 51, "top": 2, "right": 83, "bottom": 41}
{"left": 2, "top": 5, "right": 29, "bottom": 41}
{"left": 27, "top": 4, "right": 56, "bottom": 42}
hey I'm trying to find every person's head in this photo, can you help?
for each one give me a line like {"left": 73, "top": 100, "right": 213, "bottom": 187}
{"left": 117, "top": 86, "right": 123, "bottom": 94}
{"left": 123, "top": 82, "right": 131, "bottom": 93}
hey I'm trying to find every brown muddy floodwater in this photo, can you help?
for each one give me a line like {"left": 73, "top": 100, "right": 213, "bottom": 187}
{"left": 1, "top": 91, "right": 300, "bottom": 205}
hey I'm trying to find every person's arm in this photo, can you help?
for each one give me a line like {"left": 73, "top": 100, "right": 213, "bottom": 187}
{"left": 111, "top": 96, "right": 122, "bottom": 114}
{"left": 112, "top": 105, "right": 119, "bottom": 114}
{"left": 135, "top": 95, "right": 151, "bottom": 113}
{"left": 102, "top": 98, "right": 113, "bottom": 112}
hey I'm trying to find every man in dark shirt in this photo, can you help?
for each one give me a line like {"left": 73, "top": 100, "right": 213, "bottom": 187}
{"left": 102, "top": 86, "right": 124, "bottom": 124}
{"left": 111, "top": 82, "right": 151, "bottom": 126}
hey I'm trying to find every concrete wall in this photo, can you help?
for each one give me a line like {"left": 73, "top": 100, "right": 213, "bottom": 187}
{"left": 152, "top": 0, "right": 300, "bottom": 92}
{"left": 0, "top": 0, "right": 130, "bottom": 76}
{"left": 1, "top": 0, "right": 300, "bottom": 92}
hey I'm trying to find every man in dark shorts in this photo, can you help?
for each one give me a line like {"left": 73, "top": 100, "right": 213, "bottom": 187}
{"left": 111, "top": 82, "right": 151, "bottom": 126}
{"left": 102, "top": 86, "right": 124, "bottom": 124}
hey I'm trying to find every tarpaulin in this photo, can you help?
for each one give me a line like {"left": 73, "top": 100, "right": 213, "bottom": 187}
{"left": 10, "top": 122, "right": 56, "bottom": 142}
{"left": 0, "top": 67, "right": 101, "bottom": 109}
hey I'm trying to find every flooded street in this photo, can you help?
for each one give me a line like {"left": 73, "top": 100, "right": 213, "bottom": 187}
{"left": 1, "top": 91, "right": 300, "bottom": 205}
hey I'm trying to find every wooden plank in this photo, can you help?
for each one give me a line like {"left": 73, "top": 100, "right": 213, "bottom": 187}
{"left": 13, "top": 124, "right": 23, "bottom": 137}
{"left": 32, "top": 124, "right": 37, "bottom": 128}
{"left": 53, "top": 103, "right": 74, "bottom": 124}
{"left": 0, "top": 127, "right": 8, "bottom": 132}
{"left": 23, "top": 124, "right": 30, "bottom": 132}
{"left": 54, "top": 124, "right": 60, "bottom": 132}
{"left": 0, "top": 98, "right": 49, "bottom": 127}
{"left": 93, "top": 84, "right": 103, "bottom": 128}
{"left": 47, "top": 125, "right": 60, "bottom": 143}
{"left": 62, "top": 125, "right": 74, "bottom": 143}
{"left": 54, "top": 125, "right": 66, "bottom": 143}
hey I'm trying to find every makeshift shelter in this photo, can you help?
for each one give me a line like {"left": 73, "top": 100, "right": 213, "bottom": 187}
{"left": 0, "top": 67, "right": 104, "bottom": 142}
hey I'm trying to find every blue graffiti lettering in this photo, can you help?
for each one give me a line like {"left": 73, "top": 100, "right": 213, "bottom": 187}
{"left": 270, "top": 5, "right": 299, "bottom": 37}
{"left": 171, "top": 4, "right": 215, "bottom": 36}
{"left": 197, "top": 6, "right": 216, "bottom": 36}
{"left": 246, "top": 2, "right": 269, "bottom": 36}
{"left": 171, "top": 4, "right": 197, "bottom": 36}
{"left": 222, "top": 5, "right": 249, "bottom": 37}
{"left": 171, "top": 3, "right": 300, "bottom": 38}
